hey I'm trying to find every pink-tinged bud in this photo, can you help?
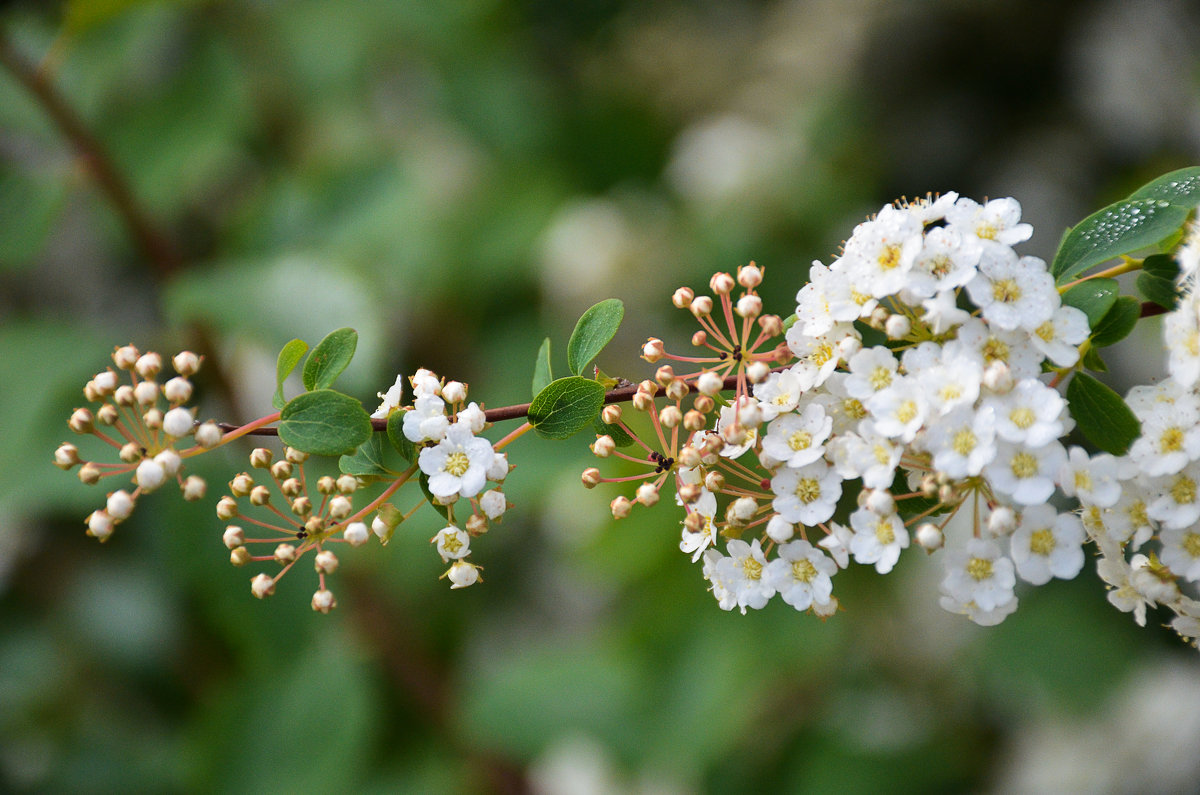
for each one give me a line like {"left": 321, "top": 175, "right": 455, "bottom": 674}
{"left": 636, "top": 482, "right": 660, "bottom": 506}
{"left": 659, "top": 405, "right": 682, "bottom": 427}
{"left": 683, "top": 410, "right": 706, "bottom": 432}
{"left": 700, "top": 433, "right": 725, "bottom": 457}
{"left": 311, "top": 589, "right": 337, "bottom": 613}
{"left": 336, "top": 475, "right": 358, "bottom": 494}
{"left": 78, "top": 462, "right": 102, "bottom": 485}
{"left": 590, "top": 436, "right": 615, "bottom": 457}
{"left": 285, "top": 447, "right": 308, "bottom": 464}
{"left": 114, "top": 385, "right": 135, "bottom": 406}
{"left": 135, "top": 352, "right": 162, "bottom": 379}
{"left": 314, "top": 552, "right": 338, "bottom": 576}
{"left": 581, "top": 468, "right": 602, "bottom": 488}
{"left": 280, "top": 478, "right": 302, "bottom": 498}
{"left": 915, "top": 523, "right": 944, "bottom": 551}
{"left": 869, "top": 307, "right": 888, "bottom": 329}
{"left": 758, "top": 314, "right": 783, "bottom": 337}
{"left": 163, "top": 407, "right": 194, "bottom": 438}
{"left": 766, "top": 515, "right": 794, "bottom": 543}
{"left": 642, "top": 338, "right": 665, "bottom": 362}
{"left": 665, "top": 378, "right": 688, "bottom": 402}
{"left": 194, "top": 421, "right": 222, "bottom": 448}
{"left": 230, "top": 473, "right": 254, "bottom": 497}
{"left": 163, "top": 376, "right": 192, "bottom": 404}
{"left": 735, "top": 294, "right": 762, "bottom": 318}
{"left": 344, "top": 521, "right": 369, "bottom": 546}
{"left": 466, "top": 513, "right": 489, "bottom": 535}
{"left": 86, "top": 510, "right": 115, "bottom": 541}
{"left": 683, "top": 511, "right": 705, "bottom": 533}
{"left": 329, "top": 495, "right": 352, "bottom": 521}
{"left": 250, "top": 448, "right": 273, "bottom": 468}
{"left": 691, "top": 330, "right": 708, "bottom": 347}
{"left": 677, "top": 482, "right": 701, "bottom": 504}
{"left": 317, "top": 476, "right": 337, "bottom": 495}
{"left": 690, "top": 296, "right": 714, "bottom": 317}
{"left": 601, "top": 405, "right": 622, "bottom": 424}
{"left": 133, "top": 380, "right": 159, "bottom": 407}
{"left": 654, "top": 366, "right": 675, "bottom": 386}
{"left": 678, "top": 446, "right": 701, "bottom": 468}
{"left": 920, "top": 475, "right": 937, "bottom": 499}
{"left": 442, "top": 380, "right": 467, "bottom": 404}
{"left": 937, "top": 483, "right": 955, "bottom": 504}
{"left": 274, "top": 543, "right": 297, "bottom": 564}
{"left": 106, "top": 489, "right": 135, "bottom": 520}
{"left": 737, "top": 262, "right": 763, "bottom": 289}
{"left": 251, "top": 573, "right": 276, "bottom": 599}
{"left": 230, "top": 546, "right": 251, "bottom": 566}
{"left": 697, "top": 371, "right": 723, "bottom": 396}
{"left": 69, "top": 408, "right": 94, "bottom": 434}
{"left": 55, "top": 443, "right": 81, "bottom": 470}
{"left": 93, "top": 369, "right": 118, "bottom": 395}
{"left": 113, "top": 344, "right": 139, "bottom": 369}
{"left": 987, "top": 506, "right": 1017, "bottom": 537}
{"left": 813, "top": 596, "right": 839, "bottom": 617}
{"left": 709, "top": 272, "right": 734, "bottom": 295}
{"left": 720, "top": 423, "right": 747, "bottom": 447}
{"left": 249, "top": 485, "right": 270, "bottom": 505}
{"left": 704, "top": 471, "right": 725, "bottom": 492}
{"left": 291, "top": 496, "right": 312, "bottom": 517}
{"left": 447, "top": 561, "right": 480, "bottom": 589}
{"left": 746, "top": 361, "right": 770, "bottom": 384}
{"left": 222, "top": 526, "right": 245, "bottom": 549}
{"left": 172, "top": 351, "right": 201, "bottom": 376}
{"left": 142, "top": 408, "right": 163, "bottom": 431}
{"left": 610, "top": 495, "right": 633, "bottom": 519}
{"left": 692, "top": 395, "right": 715, "bottom": 414}
{"left": 96, "top": 404, "right": 119, "bottom": 425}
{"left": 119, "top": 442, "right": 142, "bottom": 463}
{"left": 632, "top": 392, "right": 654, "bottom": 412}
{"left": 135, "top": 459, "right": 166, "bottom": 492}
{"left": 885, "top": 314, "right": 911, "bottom": 340}
{"left": 836, "top": 336, "right": 861, "bottom": 360}
{"left": 672, "top": 286, "right": 694, "bottom": 308}
{"left": 216, "top": 496, "right": 238, "bottom": 520}
{"left": 181, "top": 475, "right": 206, "bottom": 501}
{"left": 84, "top": 380, "right": 102, "bottom": 402}
{"left": 270, "top": 460, "right": 293, "bottom": 480}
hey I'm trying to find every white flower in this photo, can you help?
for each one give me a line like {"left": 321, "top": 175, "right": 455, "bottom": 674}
{"left": 983, "top": 378, "right": 1066, "bottom": 448}
{"left": 680, "top": 489, "right": 718, "bottom": 562}
{"left": 480, "top": 489, "right": 507, "bottom": 520}
{"left": 844, "top": 346, "right": 899, "bottom": 401}
{"left": 1128, "top": 400, "right": 1200, "bottom": 477}
{"left": 938, "top": 588, "right": 1019, "bottom": 627}
{"left": 950, "top": 319, "right": 1043, "bottom": 380}
{"left": 920, "top": 289, "right": 972, "bottom": 334}
{"left": 761, "top": 403, "right": 832, "bottom": 469}
{"left": 410, "top": 368, "right": 441, "bottom": 397}
{"left": 919, "top": 349, "right": 983, "bottom": 416}
{"left": 1160, "top": 525, "right": 1200, "bottom": 582}
{"left": 446, "top": 560, "right": 481, "bottom": 588}
{"left": 765, "top": 540, "right": 836, "bottom": 610}
{"left": 371, "top": 374, "right": 405, "bottom": 419}
{"left": 403, "top": 394, "right": 450, "bottom": 443}
{"left": 986, "top": 440, "right": 1067, "bottom": 505}
{"left": 752, "top": 368, "right": 808, "bottom": 421}
{"left": 1165, "top": 299, "right": 1200, "bottom": 389}
{"left": 1057, "top": 446, "right": 1123, "bottom": 508}
{"left": 433, "top": 525, "right": 471, "bottom": 561}
{"left": 771, "top": 460, "right": 843, "bottom": 526}
{"left": 839, "top": 203, "right": 924, "bottom": 298}
{"left": 817, "top": 521, "right": 854, "bottom": 568}
{"left": 719, "top": 539, "right": 775, "bottom": 614}
{"left": 1029, "top": 305, "right": 1090, "bottom": 367}
{"left": 964, "top": 247, "right": 1057, "bottom": 332}
{"left": 702, "top": 549, "right": 738, "bottom": 612}
{"left": 945, "top": 196, "right": 1032, "bottom": 247}
{"left": 941, "top": 537, "right": 1016, "bottom": 612}
{"left": 917, "top": 404, "right": 997, "bottom": 479}
{"left": 847, "top": 507, "right": 909, "bottom": 574}
{"left": 457, "top": 402, "right": 487, "bottom": 434}
{"left": 418, "top": 424, "right": 494, "bottom": 500}
{"left": 786, "top": 322, "right": 858, "bottom": 388}
{"left": 714, "top": 396, "right": 761, "bottom": 458}
{"left": 901, "top": 225, "right": 982, "bottom": 300}
{"left": 1010, "top": 505, "right": 1085, "bottom": 585}
{"left": 866, "top": 377, "right": 928, "bottom": 443}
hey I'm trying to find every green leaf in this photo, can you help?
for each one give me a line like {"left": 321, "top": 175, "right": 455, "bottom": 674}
{"left": 1081, "top": 346, "right": 1108, "bottom": 373}
{"left": 279, "top": 389, "right": 372, "bottom": 456}
{"left": 385, "top": 409, "right": 417, "bottom": 463}
{"left": 1128, "top": 166, "right": 1200, "bottom": 204}
{"left": 272, "top": 338, "right": 309, "bottom": 410}
{"left": 302, "top": 328, "right": 358, "bottom": 392}
{"left": 1051, "top": 199, "right": 1190, "bottom": 283}
{"left": 532, "top": 337, "right": 553, "bottom": 398}
{"left": 339, "top": 434, "right": 408, "bottom": 478}
{"left": 594, "top": 416, "right": 634, "bottom": 447}
{"left": 419, "top": 474, "right": 451, "bottom": 520}
{"left": 1143, "top": 252, "right": 1182, "bottom": 280}
{"left": 1066, "top": 372, "right": 1141, "bottom": 456}
{"left": 1089, "top": 296, "right": 1141, "bottom": 348}
{"left": 1062, "top": 278, "right": 1118, "bottom": 329}
{"left": 528, "top": 377, "right": 606, "bottom": 440}
{"left": 1137, "top": 253, "right": 1181, "bottom": 310}
{"left": 567, "top": 299, "right": 624, "bottom": 376}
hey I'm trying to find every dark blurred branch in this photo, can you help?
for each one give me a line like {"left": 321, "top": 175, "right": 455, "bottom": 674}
{"left": 0, "top": 33, "right": 182, "bottom": 278}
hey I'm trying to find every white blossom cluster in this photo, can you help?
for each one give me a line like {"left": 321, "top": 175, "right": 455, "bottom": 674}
{"left": 686, "top": 195, "right": 1107, "bottom": 623}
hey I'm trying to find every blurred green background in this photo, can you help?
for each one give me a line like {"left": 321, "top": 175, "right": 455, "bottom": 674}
{"left": 3, "top": 1, "right": 1200, "bottom": 792}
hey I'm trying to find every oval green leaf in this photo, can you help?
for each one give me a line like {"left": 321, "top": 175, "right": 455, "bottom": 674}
{"left": 273, "top": 338, "right": 309, "bottom": 410}
{"left": 386, "top": 409, "right": 417, "bottom": 463}
{"left": 594, "top": 415, "right": 634, "bottom": 447}
{"left": 279, "top": 389, "right": 372, "bottom": 456}
{"left": 567, "top": 299, "right": 624, "bottom": 376}
{"left": 1065, "top": 372, "right": 1141, "bottom": 456}
{"left": 1089, "top": 296, "right": 1141, "bottom": 348}
{"left": 529, "top": 376, "right": 606, "bottom": 440}
{"left": 1062, "top": 278, "right": 1118, "bottom": 329}
{"left": 1051, "top": 198, "right": 1189, "bottom": 283}
{"left": 1137, "top": 253, "right": 1181, "bottom": 310}
{"left": 532, "top": 337, "right": 553, "bottom": 398}
{"left": 1128, "top": 166, "right": 1200, "bottom": 204}
{"left": 339, "top": 434, "right": 407, "bottom": 478}
{"left": 302, "top": 327, "right": 358, "bottom": 391}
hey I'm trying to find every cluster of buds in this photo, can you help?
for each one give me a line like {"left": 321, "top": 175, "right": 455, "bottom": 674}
{"left": 55, "top": 345, "right": 219, "bottom": 542}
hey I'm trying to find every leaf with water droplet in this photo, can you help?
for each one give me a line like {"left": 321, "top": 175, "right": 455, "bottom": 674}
{"left": 1052, "top": 198, "right": 1189, "bottom": 283}
{"left": 1129, "top": 166, "right": 1200, "bottom": 205}
{"left": 1062, "top": 278, "right": 1118, "bottom": 329}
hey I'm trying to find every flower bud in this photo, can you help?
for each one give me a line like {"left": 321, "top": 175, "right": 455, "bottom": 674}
{"left": 230, "top": 546, "right": 251, "bottom": 566}
{"left": 78, "top": 462, "right": 102, "bottom": 485}
{"left": 344, "top": 521, "right": 369, "bottom": 546}
{"left": 466, "top": 513, "right": 489, "bottom": 534}
{"left": 163, "top": 406, "right": 194, "bottom": 438}
{"left": 119, "top": 442, "right": 142, "bottom": 463}
{"left": 767, "top": 515, "right": 794, "bottom": 543}
{"left": 813, "top": 596, "right": 839, "bottom": 618}
{"left": 642, "top": 338, "right": 665, "bottom": 362}
{"left": 636, "top": 482, "right": 660, "bottom": 507}
{"left": 172, "top": 350, "right": 201, "bottom": 376}
{"left": 692, "top": 395, "right": 715, "bottom": 414}
{"left": 135, "top": 459, "right": 166, "bottom": 492}
{"left": 372, "top": 512, "right": 398, "bottom": 544}
{"left": 691, "top": 330, "right": 708, "bottom": 347}
{"left": 672, "top": 286, "right": 695, "bottom": 308}
{"left": 632, "top": 391, "right": 655, "bottom": 412}
{"left": 486, "top": 452, "right": 509, "bottom": 482}
{"left": 86, "top": 510, "right": 115, "bottom": 541}
{"left": 133, "top": 380, "right": 159, "bottom": 407}
{"left": 106, "top": 489, "right": 135, "bottom": 520}
{"left": 163, "top": 376, "right": 193, "bottom": 404}
{"left": 659, "top": 405, "right": 682, "bottom": 427}
{"left": 251, "top": 573, "right": 275, "bottom": 599}
{"left": 113, "top": 344, "right": 139, "bottom": 369}
{"left": 697, "top": 371, "right": 723, "bottom": 396}
{"left": 181, "top": 475, "right": 207, "bottom": 501}
{"left": 155, "top": 448, "right": 180, "bottom": 477}
{"left": 314, "top": 550, "right": 339, "bottom": 574}
{"left": 194, "top": 421, "right": 223, "bottom": 448}
{"left": 987, "top": 506, "right": 1017, "bottom": 537}
{"left": 681, "top": 410, "right": 705, "bottom": 432}
{"left": 442, "top": 380, "right": 467, "bottom": 404}
{"left": 142, "top": 408, "right": 163, "bottom": 431}
{"left": 114, "top": 385, "right": 135, "bottom": 406}
{"left": 250, "top": 448, "right": 273, "bottom": 468}
{"left": 864, "top": 489, "right": 895, "bottom": 515}
{"left": 69, "top": 408, "right": 94, "bottom": 434}
{"left": 601, "top": 405, "right": 622, "bottom": 425}
{"left": 94, "top": 370, "right": 119, "bottom": 396}
{"left": 480, "top": 489, "right": 507, "bottom": 520}
{"left": 915, "top": 523, "right": 944, "bottom": 551}
{"left": 737, "top": 262, "right": 763, "bottom": 289}
{"left": 216, "top": 496, "right": 238, "bottom": 520}
{"left": 661, "top": 379, "right": 685, "bottom": 403}
{"left": 729, "top": 496, "right": 757, "bottom": 523}
{"left": 704, "top": 471, "right": 725, "bottom": 492}
{"left": 285, "top": 447, "right": 308, "bottom": 464}
{"left": 758, "top": 314, "right": 783, "bottom": 337}
{"left": 690, "top": 296, "right": 714, "bottom": 317}
{"left": 683, "top": 511, "right": 705, "bottom": 533}
{"left": 677, "top": 482, "right": 702, "bottom": 504}
{"left": 280, "top": 477, "right": 302, "bottom": 497}
{"left": 230, "top": 473, "right": 255, "bottom": 497}
{"left": 222, "top": 526, "right": 245, "bottom": 549}
{"left": 581, "top": 468, "right": 602, "bottom": 488}
{"left": 336, "top": 475, "right": 358, "bottom": 494}
{"left": 590, "top": 436, "right": 615, "bottom": 457}
{"left": 249, "top": 485, "right": 271, "bottom": 506}
{"left": 274, "top": 543, "right": 297, "bottom": 564}
{"left": 55, "top": 443, "right": 81, "bottom": 470}
{"left": 735, "top": 294, "right": 762, "bottom": 318}
{"left": 836, "top": 336, "right": 861, "bottom": 360}
{"left": 447, "top": 561, "right": 480, "bottom": 589}
{"left": 329, "top": 495, "right": 352, "bottom": 521}
{"left": 291, "top": 496, "right": 312, "bottom": 516}
{"left": 982, "top": 361, "right": 1013, "bottom": 393}
{"left": 317, "top": 476, "right": 337, "bottom": 495}
{"left": 83, "top": 380, "right": 101, "bottom": 403}
{"left": 720, "top": 423, "right": 747, "bottom": 448}
{"left": 610, "top": 495, "right": 632, "bottom": 519}
{"left": 709, "top": 272, "right": 734, "bottom": 295}
{"left": 678, "top": 446, "right": 701, "bottom": 468}
{"left": 96, "top": 404, "right": 119, "bottom": 425}
{"left": 746, "top": 361, "right": 770, "bottom": 384}
{"left": 270, "top": 460, "right": 293, "bottom": 480}
{"left": 135, "top": 352, "right": 162, "bottom": 379}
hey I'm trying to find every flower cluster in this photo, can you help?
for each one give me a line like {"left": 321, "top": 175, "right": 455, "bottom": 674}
{"left": 54, "top": 345, "right": 219, "bottom": 541}
{"left": 596, "top": 195, "right": 1135, "bottom": 626}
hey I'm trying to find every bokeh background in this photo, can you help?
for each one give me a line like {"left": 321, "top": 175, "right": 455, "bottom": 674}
{"left": 3, "top": 0, "right": 1200, "bottom": 792}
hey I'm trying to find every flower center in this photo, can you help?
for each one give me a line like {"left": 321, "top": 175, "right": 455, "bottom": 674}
{"left": 967, "top": 556, "right": 993, "bottom": 581}
{"left": 1184, "top": 532, "right": 1200, "bottom": 559}
{"left": 742, "top": 556, "right": 763, "bottom": 580}
{"left": 982, "top": 338, "right": 1010, "bottom": 363}
{"left": 952, "top": 429, "right": 977, "bottom": 455}
{"left": 1009, "top": 407, "right": 1036, "bottom": 430}
{"left": 1029, "top": 528, "right": 1056, "bottom": 556}
{"left": 896, "top": 400, "right": 918, "bottom": 424}
{"left": 869, "top": 366, "right": 893, "bottom": 390}
{"left": 1010, "top": 452, "right": 1038, "bottom": 479}
{"left": 795, "top": 477, "right": 821, "bottom": 504}
{"left": 845, "top": 399, "right": 868, "bottom": 420}
{"left": 992, "top": 279, "right": 1021, "bottom": 304}
{"left": 811, "top": 343, "right": 834, "bottom": 367}
{"left": 875, "top": 519, "right": 895, "bottom": 545}
{"left": 1034, "top": 321, "right": 1056, "bottom": 342}
{"left": 788, "top": 431, "right": 813, "bottom": 451}
{"left": 1073, "top": 469, "right": 1094, "bottom": 492}
{"left": 444, "top": 451, "right": 470, "bottom": 477}
{"left": 1161, "top": 427, "right": 1185, "bottom": 453}
{"left": 1170, "top": 475, "right": 1197, "bottom": 505}
{"left": 877, "top": 244, "right": 902, "bottom": 271}
{"left": 792, "top": 558, "right": 818, "bottom": 583}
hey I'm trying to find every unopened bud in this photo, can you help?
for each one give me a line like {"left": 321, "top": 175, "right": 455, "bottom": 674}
{"left": 693, "top": 395, "right": 715, "bottom": 414}
{"left": 317, "top": 475, "right": 337, "bottom": 495}
{"left": 683, "top": 511, "right": 705, "bottom": 533}
{"left": 735, "top": 294, "right": 762, "bottom": 318}
{"left": 987, "top": 506, "right": 1017, "bottom": 537}
{"left": 729, "top": 496, "right": 757, "bottom": 523}
{"left": 466, "top": 513, "right": 489, "bottom": 534}
{"left": 86, "top": 510, "right": 115, "bottom": 541}
{"left": 632, "top": 392, "right": 655, "bottom": 412}
{"left": 758, "top": 314, "right": 783, "bottom": 337}
{"left": 230, "top": 473, "right": 255, "bottom": 497}
{"left": 344, "top": 521, "right": 369, "bottom": 546}
{"left": 78, "top": 462, "right": 102, "bottom": 485}
{"left": 677, "top": 482, "right": 702, "bottom": 504}
{"left": 251, "top": 574, "right": 275, "bottom": 599}
{"left": 222, "top": 525, "right": 245, "bottom": 549}
{"left": 249, "top": 485, "right": 270, "bottom": 505}
{"left": 216, "top": 496, "right": 239, "bottom": 520}
{"left": 691, "top": 330, "right": 708, "bottom": 347}
{"left": 162, "top": 407, "right": 194, "bottom": 438}
{"left": 582, "top": 467, "right": 602, "bottom": 488}
{"left": 915, "top": 523, "right": 944, "bottom": 551}
{"left": 281, "top": 477, "right": 302, "bottom": 498}
{"left": 106, "top": 489, "right": 135, "bottom": 520}
{"left": 601, "top": 405, "right": 622, "bottom": 424}
{"left": 135, "top": 459, "right": 166, "bottom": 492}
{"left": 285, "top": 447, "right": 308, "bottom": 464}
{"left": 135, "top": 352, "right": 162, "bottom": 379}
{"left": 96, "top": 404, "right": 119, "bottom": 425}
{"left": 659, "top": 405, "right": 682, "bottom": 427}
{"left": 665, "top": 378, "right": 689, "bottom": 402}
{"left": 119, "top": 442, "right": 142, "bottom": 463}
{"left": 250, "top": 448, "right": 273, "bottom": 468}
{"left": 885, "top": 314, "right": 911, "bottom": 340}
{"left": 133, "top": 380, "right": 159, "bottom": 407}
{"left": 270, "top": 460, "right": 293, "bottom": 480}
{"left": 163, "top": 376, "right": 193, "bottom": 404}
{"left": 709, "top": 272, "right": 734, "bottom": 295}
{"left": 291, "top": 496, "right": 312, "bottom": 516}
{"left": 865, "top": 489, "right": 895, "bottom": 515}
{"left": 766, "top": 515, "right": 794, "bottom": 543}
{"left": 672, "top": 286, "right": 695, "bottom": 308}
{"left": 704, "top": 471, "right": 725, "bottom": 492}
{"left": 329, "top": 495, "right": 352, "bottom": 521}
{"left": 194, "top": 421, "right": 222, "bottom": 448}
{"left": 55, "top": 443, "right": 81, "bottom": 470}
{"left": 636, "top": 482, "right": 660, "bottom": 506}
{"left": 697, "top": 371, "right": 723, "bottom": 396}
{"left": 610, "top": 496, "right": 633, "bottom": 519}
{"left": 642, "top": 338, "right": 665, "bottom": 362}
{"left": 737, "top": 262, "right": 763, "bottom": 289}
{"left": 69, "top": 408, "right": 94, "bottom": 434}
{"left": 142, "top": 408, "right": 163, "bottom": 431}
{"left": 746, "top": 361, "right": 770, "bottom": 384}
{"left": 813, "top": 596, "right": 839, "bottom": 618}
{"left": 982, "top": 361, "right": 1013, "bottom": 393}
{"left": 181, "top": 475, "right": 206, "bottom": 501}
{"left": 690, "top": 296, "right": 714, "bottom": 317}
{"left": 314, "top": 550, "right": 339, "bottom": 574}
{"left": 172, "top": 350, "right": 201, "bottom": 376}
{"left": 113, "top": 344, "right": 139, "bottom": 370}
{"left": 678, "top": 446, "right": 701, "bottom": 468}
{"left": 591, "top": 436, "right": 615, "bottom": 457}
{"left": 446, "top": 561, "right": 481, "bottom": 589}
{"left": 230, "top": 546, "right": 251, "bottom": 566}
